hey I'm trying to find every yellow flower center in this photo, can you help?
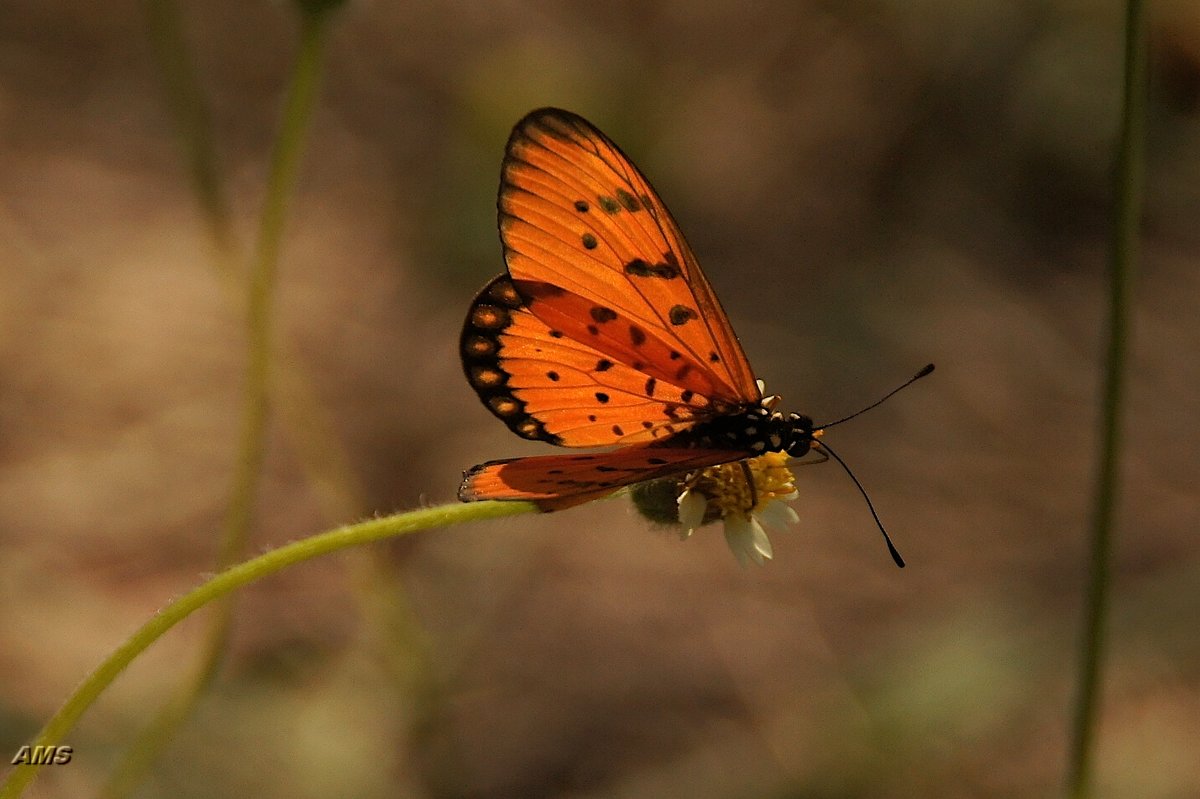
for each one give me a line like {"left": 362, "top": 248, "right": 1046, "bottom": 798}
{"left": 689, "top": 451, "right": 799, "bottom": 524}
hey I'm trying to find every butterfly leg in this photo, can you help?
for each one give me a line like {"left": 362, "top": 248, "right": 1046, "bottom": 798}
{"left": 787, "top": 447, "right": 830, "bottom": 468}
{"left": 738, "top": 459, "right": 758, "bottom": 513}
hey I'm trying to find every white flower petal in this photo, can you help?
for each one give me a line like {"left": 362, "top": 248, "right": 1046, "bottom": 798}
{"left": 677, "top": 489, "right": 706, "bottom": 538}
{"left": 749, "top": 517, "right": 774, "bottom": 561}
{"left": 757, "top": 500, "right": 799, "bottom": 533}
{"left": 724, "top": 515, "right": 772, "bottom": 567}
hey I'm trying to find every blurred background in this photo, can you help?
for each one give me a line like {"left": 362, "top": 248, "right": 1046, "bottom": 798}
{"left": 2, "top": 1, "right": 1198, "bottom": 797}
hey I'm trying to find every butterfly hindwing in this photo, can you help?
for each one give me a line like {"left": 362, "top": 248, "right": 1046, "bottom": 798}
{"left": 461, "top": 274, "right": 717, "bottom": 447}
{"left": 458, "top": 446, "right": 750, "bottom": 510}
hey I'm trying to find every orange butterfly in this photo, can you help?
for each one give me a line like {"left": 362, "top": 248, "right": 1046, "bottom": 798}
{"left": 458, "top": 108, "right": 928, "bottom": 562}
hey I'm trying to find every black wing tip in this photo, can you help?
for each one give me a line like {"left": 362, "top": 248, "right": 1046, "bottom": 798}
{"left": 501, "top": 109, "right": 593, "bottom": 204}
{"left": 516, "top": 107, "right": 586, "bottom": 128}
{"left": 509, "top": 108, "right": 597, "bottom": 149}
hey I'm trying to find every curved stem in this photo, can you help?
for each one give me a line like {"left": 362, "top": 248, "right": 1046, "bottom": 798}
{"left": 0, "top": 501, "right": 536, "bottom": 798}
{"left": 99, "top": 10, "right": 336, "bottom": 797}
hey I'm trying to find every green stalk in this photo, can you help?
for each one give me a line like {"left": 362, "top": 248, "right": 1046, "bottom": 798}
{"left": 223, "top": 4, "right": 330, "bottom": 574}
{"left": 143, "top": 0, "right": 234, "bottom": 261}
{"left": 0, "top": 501, "right": 536, "bottom": 799}
{"left": 99, "top": 10, "right": 336, "bottom": 797}
{"left": 1066, "top": 1, "right": 1146, "bottom": 797}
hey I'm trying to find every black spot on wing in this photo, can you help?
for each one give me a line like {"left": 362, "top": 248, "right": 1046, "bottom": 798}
{"left": 624, "top": 259, "right": 650, "bottom": 277}
{"left": 615, "top": 188, "right": 641, "bottom": 212}
{"left": 590, "top": 306, "right": 618, "bottom": 323}
{"left": 624, "top": 258, "right": 680, "bottom": 280}
{"left": 669, "top": 305, "right": 698, "bottom": 325}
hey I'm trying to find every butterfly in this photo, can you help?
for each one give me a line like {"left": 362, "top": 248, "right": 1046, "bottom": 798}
{"left": 457, "top": 108, "right": 928, "bottom": 561}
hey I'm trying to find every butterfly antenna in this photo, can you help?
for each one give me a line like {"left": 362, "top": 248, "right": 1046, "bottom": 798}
{"left": 814, "top": 363, "right": 935, "bottom": 430}
{"left": 815, "top": 440, "right": 905, "bottom": 568}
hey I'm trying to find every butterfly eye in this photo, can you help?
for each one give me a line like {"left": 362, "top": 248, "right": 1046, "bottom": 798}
{"left": 786, "top": 438, "right": 812, "bottom": 458}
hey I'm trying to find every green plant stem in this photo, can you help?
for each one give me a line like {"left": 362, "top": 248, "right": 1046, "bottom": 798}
{"left": 99, "top": 11, "right": 336, "bottom": 798}
{"left": 231, "top": 1, "right": 332, "bottom": 574}
{"left": 136, "top": 5, "right": 446, "bottom": 796}
{"left": 143, "top": 0, "right": 234, "bottom": 261}
{"left": 1066, "top": 1, "right": 1146, "bottom": 797}
{"left": 0, "top": 501, "right": 536, "bottom": 799}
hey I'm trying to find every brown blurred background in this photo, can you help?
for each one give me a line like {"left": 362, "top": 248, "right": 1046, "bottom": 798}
{"left": 2, "top": 1, "right": 1198, "bottom": 797}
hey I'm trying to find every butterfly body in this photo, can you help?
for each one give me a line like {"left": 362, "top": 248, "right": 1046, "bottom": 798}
{"left": 654, "top": 404, "right": 815, "bottom": 460}
{"left": 458, "top": 107, "right": 811, "bottom": 511}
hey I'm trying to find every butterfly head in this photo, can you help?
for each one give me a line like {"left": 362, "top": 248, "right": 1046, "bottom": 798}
{"left": 781, "top": 411, "right": 816, "bottom": 458}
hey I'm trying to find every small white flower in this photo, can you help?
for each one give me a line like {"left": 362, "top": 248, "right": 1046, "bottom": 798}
{"left": 676, "top": 488, "right": 707, "bottom": 539}
{"left": 631, "top": 451, "right": 801, "bottom": 566}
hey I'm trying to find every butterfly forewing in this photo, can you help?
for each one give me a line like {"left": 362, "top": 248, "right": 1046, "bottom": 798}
{"left": 500, "top": 108, "right": 761, "bottom": 405}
